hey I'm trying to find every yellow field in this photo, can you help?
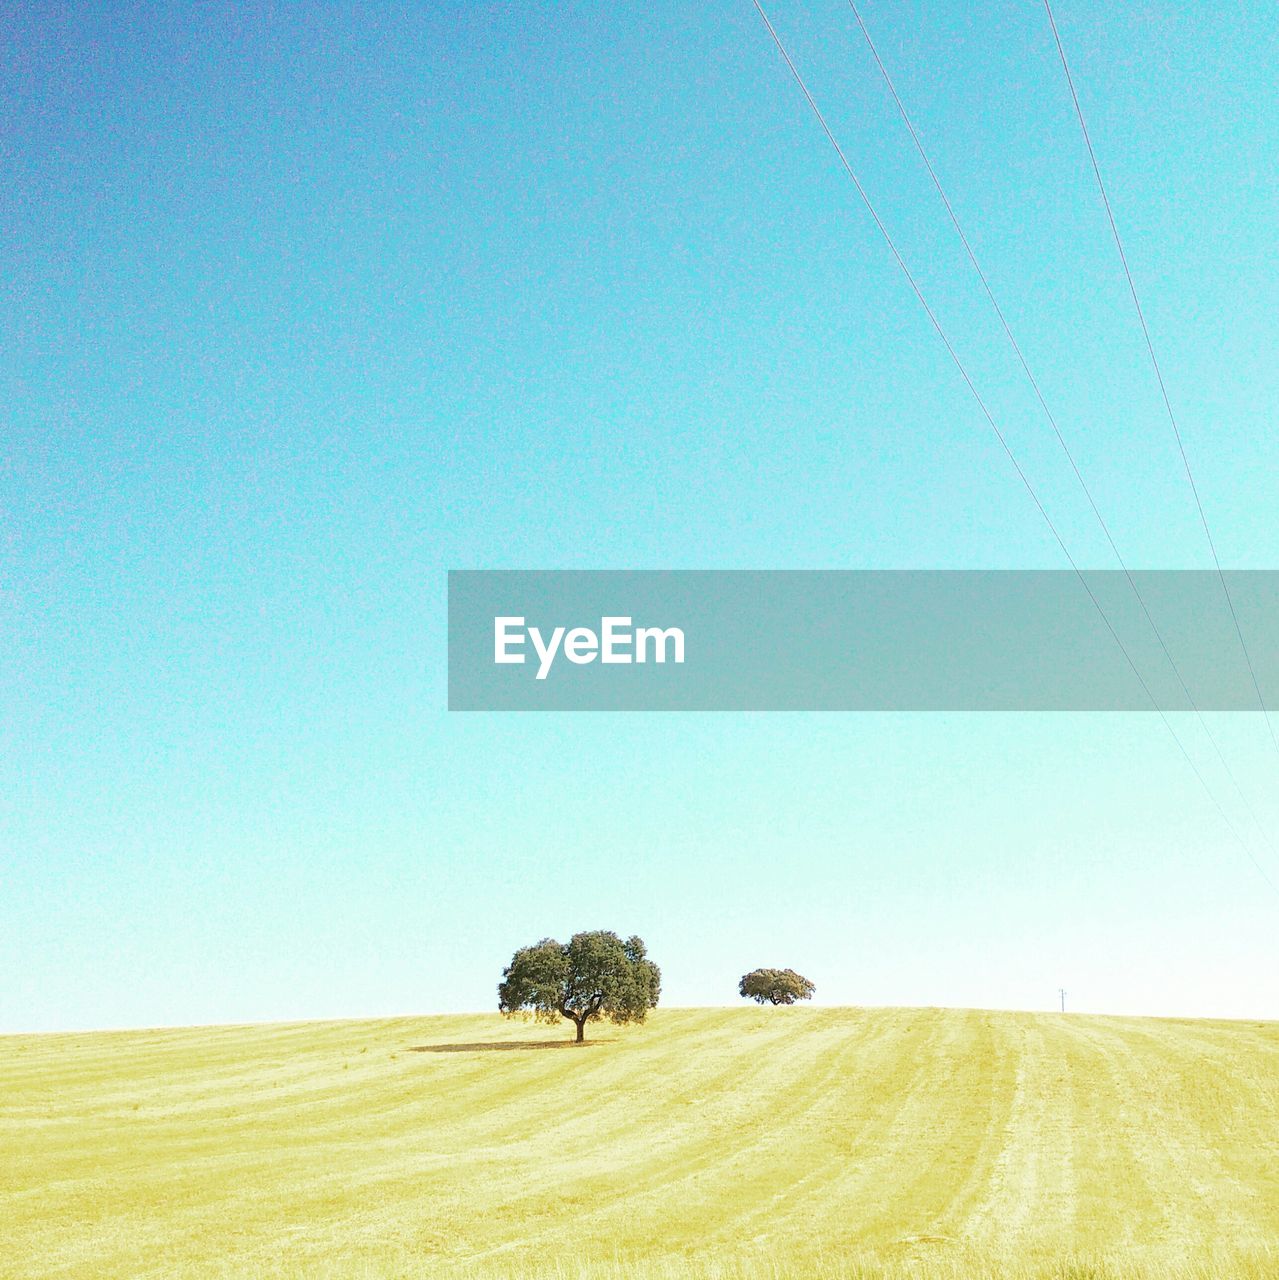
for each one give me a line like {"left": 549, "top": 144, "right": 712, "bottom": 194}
{"left": 3, "top": 1007, "right": 1278, "bottom": 1279}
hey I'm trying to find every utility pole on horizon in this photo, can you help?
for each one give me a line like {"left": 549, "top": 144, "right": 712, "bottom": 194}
{"left": 1058, "top": 988, "right": 1067, "bottom": 1013}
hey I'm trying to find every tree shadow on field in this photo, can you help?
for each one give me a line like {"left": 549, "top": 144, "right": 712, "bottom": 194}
{"left": 409, "top": 1039, "right": 611, "bottom": 1053}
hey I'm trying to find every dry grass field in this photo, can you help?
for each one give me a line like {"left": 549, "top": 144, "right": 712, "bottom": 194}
{"left": 3, "top": 1006, "right": 1278, "bottom": 1279}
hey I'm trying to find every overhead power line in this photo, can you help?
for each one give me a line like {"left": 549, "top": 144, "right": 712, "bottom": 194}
{"left": 841, "top": 0, "right": 1279, "bottom": 882}
{"left": 746, "top": 0, "right": 1279, "bottom": 901}
{"left": 1042, "top": 0, "right": 1279, "bottom": 761}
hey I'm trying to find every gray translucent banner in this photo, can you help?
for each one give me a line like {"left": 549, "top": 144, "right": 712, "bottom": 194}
{"left": 447, "top": 571, "right": 1279, "bottom": 712}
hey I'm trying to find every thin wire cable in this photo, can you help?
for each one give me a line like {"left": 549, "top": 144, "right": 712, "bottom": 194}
{"left": 844, "top": 0, "right": 1279, "bottom": 876}
{"left": 1043, "top": 0, "right": 1279, "bottom": 761}
{"left": 748, "top": 0, "right": 1279, "bottom": 899}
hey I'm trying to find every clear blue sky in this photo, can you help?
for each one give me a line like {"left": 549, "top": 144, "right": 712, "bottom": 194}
{"left": 4, "top": 2, "right": 1278, "bottom": 1031}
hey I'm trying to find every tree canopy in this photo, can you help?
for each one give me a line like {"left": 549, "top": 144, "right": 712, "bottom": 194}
{"left": 739, "top": 968, "right": 816, "bottom": 1006}
{"left": 498, "top": 930, "right": 661, "bottom": 1042}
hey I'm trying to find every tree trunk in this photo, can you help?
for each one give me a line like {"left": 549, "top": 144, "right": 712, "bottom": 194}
{"left": 574, "top": 1017, "right": 586, "bottom": 1043}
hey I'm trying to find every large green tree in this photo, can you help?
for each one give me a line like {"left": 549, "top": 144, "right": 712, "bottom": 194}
{"left": 498, "top": 931, "right": 661, "bottom": 1042}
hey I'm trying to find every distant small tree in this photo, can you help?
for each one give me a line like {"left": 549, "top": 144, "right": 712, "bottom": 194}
{"left": 739, "top": 968, "right": 815, "bottom": 1006}
{"left": 498, "top": 930, "right": 661, "bottom": 1043}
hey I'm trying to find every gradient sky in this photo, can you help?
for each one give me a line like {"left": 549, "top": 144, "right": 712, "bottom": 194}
{"left": 4, "top": 1, "right": 1279, "bottom": 1032}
